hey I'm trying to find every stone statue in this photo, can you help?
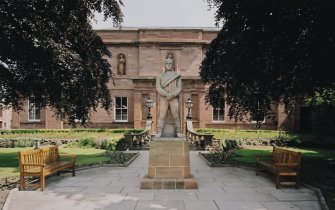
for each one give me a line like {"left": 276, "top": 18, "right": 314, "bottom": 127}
{"left": 118, "top": 54, "right": 126, "bottom": 75}
{"left": 156, "top": 53, "right": 183, "bottom": 138}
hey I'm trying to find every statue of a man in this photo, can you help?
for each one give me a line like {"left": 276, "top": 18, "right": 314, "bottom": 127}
{"left": 156, "top": 53, "right": 183, "bottom": 138}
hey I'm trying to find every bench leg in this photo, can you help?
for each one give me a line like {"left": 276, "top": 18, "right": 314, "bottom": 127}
{"left": 276, "top": 174, "right": 280, "bottom": 189}
{"left": 19, "top": 173, "right": 25, "bottom": 191}
{"left": 40, "top": 171, "right": 45, "bottom": 191}
{"left": 255, "top": 163, "right": 260, "bottom": 176}
{"left": 72, "top": 166, "right": 76, "bottom": 176}
{"left": 295, "top": 175, "right": 300, "bottom": 189}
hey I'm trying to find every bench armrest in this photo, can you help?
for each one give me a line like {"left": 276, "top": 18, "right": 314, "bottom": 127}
{"left": 59, "top": 154, "right": 77, "bottom": 162}
{"left": 21, "top": 163, "right": 46, "bottom": 173}
{"left": 274, "top": 163, "right": 299, "bottom": 167}
{"left": 22, "top": 163, "right": 46, "bottom": 167}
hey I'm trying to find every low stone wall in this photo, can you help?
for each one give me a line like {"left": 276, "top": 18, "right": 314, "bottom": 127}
{"left": 0, "top": 138, "right": 78, "bottom": 148}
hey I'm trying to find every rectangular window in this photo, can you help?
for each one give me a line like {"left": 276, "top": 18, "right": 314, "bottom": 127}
{"left": 0, "top": 107, "right": 3, "bottom": 117}
{"left": 28, "top": 100, "right": 41, "bottom": 121}
{"left": 115, "top": 97, "right": 128, "bottom": 122}
{"left": 251, "top": 100, "right": 265, "bottom": 123}
{"left": 212, "top": 98, "right": 225, "bottom": 122}
{"left": 251, "top": 114, "right": 265, "bottom": 123}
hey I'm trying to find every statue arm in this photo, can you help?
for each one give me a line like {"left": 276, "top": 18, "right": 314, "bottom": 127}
{"left": 170, "top": 76, "right": 182, "bottom": 98}
{"left": 156, "top": 76, "right": 168, "bottom": 97}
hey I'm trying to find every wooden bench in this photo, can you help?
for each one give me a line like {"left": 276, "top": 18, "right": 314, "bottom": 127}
{"left": 185, "top": 120, "right": 214, "bottom": 150}
{"left": 124, "top": 120, "right": 152, "bottom": 149}
{"left": 19, "top": 146, "right": 76, "bottom": 191}
{"left": 256, "top": 146, "right": 301, "bottom": 188}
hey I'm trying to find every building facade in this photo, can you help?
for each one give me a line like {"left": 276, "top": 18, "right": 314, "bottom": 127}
{"left": 11, "top": 28, "right": 297, "bottom": 131}
{"left": 0, "top": 106, "right": 12, "bottom": 129}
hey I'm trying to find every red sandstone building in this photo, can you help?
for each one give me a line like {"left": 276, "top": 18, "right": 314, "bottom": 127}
{"left": 0, "top": 106, "right": 12, "bottom": 129}
{"left": 10, "top": 28, "right": 299, "bottom": 131}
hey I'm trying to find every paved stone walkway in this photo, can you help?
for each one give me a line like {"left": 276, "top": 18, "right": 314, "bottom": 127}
{"left": 3, "top": 151, "right": 321, "bottom": 210}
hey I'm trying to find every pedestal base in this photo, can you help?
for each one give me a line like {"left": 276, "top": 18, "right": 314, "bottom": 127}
{"left": 140, "top": 139, "right": 198, "bottom": 189}
{"left": 140, "top": 176, "right": 198, "bottom": 189}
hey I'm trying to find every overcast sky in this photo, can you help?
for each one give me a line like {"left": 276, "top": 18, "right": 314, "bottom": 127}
{"left": 91, "top": 0, "right": 217, "bottom": 29}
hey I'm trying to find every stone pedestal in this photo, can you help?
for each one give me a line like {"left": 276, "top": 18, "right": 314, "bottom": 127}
{"left": 140, "top": 138, "right": 198, "bottom": 189}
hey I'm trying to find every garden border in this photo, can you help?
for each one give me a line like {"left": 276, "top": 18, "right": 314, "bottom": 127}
{"left": 75, "top": 152, "right": 140, "bottom": 170}
{"left": 102, "top": 152, "right": 140, "bottom": 167}
{"left": 198, "top": 152, "right": 233, "bottom": 167}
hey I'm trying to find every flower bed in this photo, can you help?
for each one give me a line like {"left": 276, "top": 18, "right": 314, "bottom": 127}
{"left": 199, "top": 150, "right": 236, "bottom": 167}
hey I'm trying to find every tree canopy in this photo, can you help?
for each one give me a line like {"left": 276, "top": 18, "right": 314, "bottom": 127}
{"left": 0, "top": 0, "right": 123, "bottom": 125}
{"left": 201, "top": 0, "right": 335, "bottom": 122}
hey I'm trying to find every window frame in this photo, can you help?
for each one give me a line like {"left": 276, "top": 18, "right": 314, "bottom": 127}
{"left": 28, "top": 99, "right": 41, "bottom": 122}
{"left": 251, "top": 115, "right": 266, "bottom": 124}
{"left": 212, "top": 98, "right": 225, "bottom": 123}
{"left": 114, "top": 96, "right": 128, "bottom": 122}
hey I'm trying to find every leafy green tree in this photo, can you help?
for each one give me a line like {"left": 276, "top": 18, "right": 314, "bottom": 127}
{"left": 0, "top": 0, "right": 123, "bottom": 125}
{"left": 201, "top": 0, "right": 335, "bottom": 122}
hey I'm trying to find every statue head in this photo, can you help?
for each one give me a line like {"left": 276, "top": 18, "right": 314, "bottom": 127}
{"left": 164, "top": 53, "right": 174, "bottom": 71}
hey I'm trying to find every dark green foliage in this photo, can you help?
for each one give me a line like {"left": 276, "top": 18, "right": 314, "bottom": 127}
{"left": 79, "top": 138, "right": 96, "bottom": 148}
{"left": 201, "top": 150, "right": 236, "bottom": 165}
{"left": 100, "top": 139, "right": 109, "bottom": 150}
{"left": 104, "top": 151, "right": 137, "bottom": 164}
{"left": 202, "top": 0, "right": 335, "bottom": 122}
{"left": 115, "top": 137, "right": 126, "bottom": 150}
{"left": 0, "top": 0, "right": 123, "bottom": 126}
{"left": 223, "top": 139, "right": 238, "bottom": 151}
{"left": 99, "top": 137, "right": 125, "bottom": 151}
{"left": 67, "top": 138, "right": 96, "bottom": 148}
{"left": 111, "top": 129, "right": 143, "bottom": 133}
{"left": 311, "top": 105, "right": 335, "bottom": 137}
{"left": 9, "top": 139, "right": 35, "bottom": 148}
{"left": 0, "top": 128, "right": 143, "bottom": 135}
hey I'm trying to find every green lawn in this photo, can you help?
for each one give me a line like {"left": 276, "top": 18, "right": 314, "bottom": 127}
{"left": 0, "top": 147, "right": 109, "bottom": 178}
{"left": 234, "top": 147, "right": 335, "bottom": 164}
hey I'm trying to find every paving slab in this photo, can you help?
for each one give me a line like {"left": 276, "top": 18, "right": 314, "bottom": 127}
{"left": 136, "top": 200, "right": 185, "bottom": 210}
{"left": 270, "top": 191, "right": 318, "bottom": 201}
{"left": 154, "top": 191, "right": 198, "bottom": 201}
{"left": 260, "top": 201, "right": 300, "bottom": 210}
{"left": 84, "top": 199, "right": 137, "bottom": 210}
{"left": 184, "top": 200, "right": 219, "bottom": 210}
{"left": 291, "top": 201, "right": 322, "bottom": 210}
{"left": 3, "top": 151, "right": 322, "bottom": 210}
{"left": 214, "top": 200, "right": 266, "bottom": 210}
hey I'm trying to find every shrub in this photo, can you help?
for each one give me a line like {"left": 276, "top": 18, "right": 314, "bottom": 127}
{"left": 115, "top": 138, "right": 126, "bottom": 151}
{"left": 100, "top": 139, "right": 109, "bottom": 150}
{"left": 104, "top": 151, "right": 136, "bottom": 164}
{"left": 99, "top": 137, "right": 125, "bottom": 151}
{"left": 66, "top": 138, "right": 96, "bottom": 148}
{"left": 79, "top": 138, "right": 96, "bottom": 148}
{"left": 223, "top": 139, "right": 238, "bottom": 151}
{"left": 202, "top": 149, "right": 236, "bottom": 164}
